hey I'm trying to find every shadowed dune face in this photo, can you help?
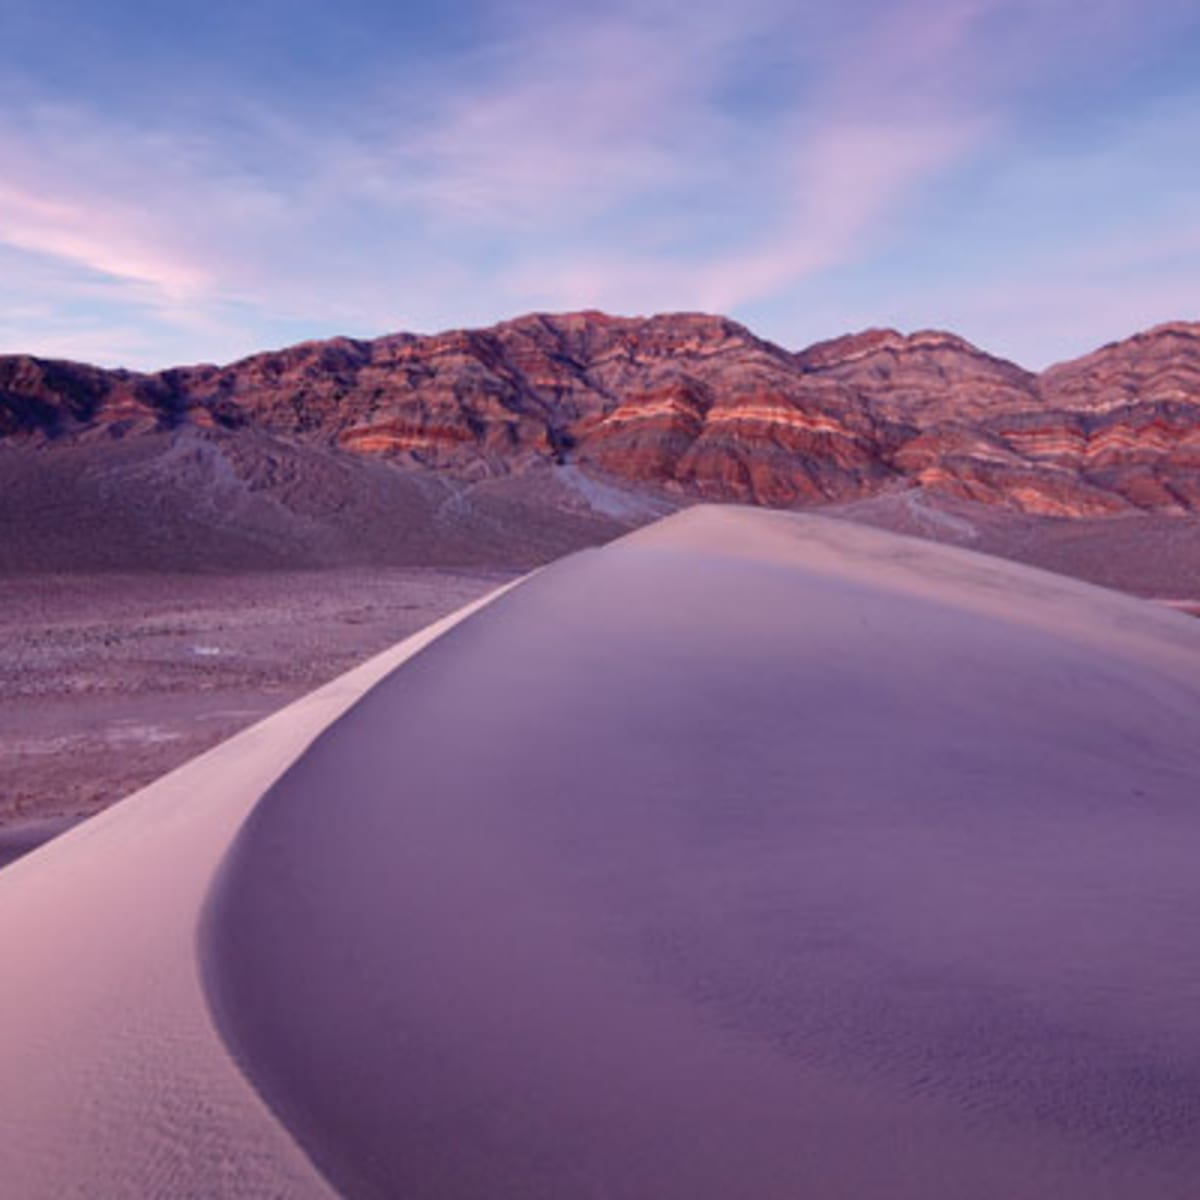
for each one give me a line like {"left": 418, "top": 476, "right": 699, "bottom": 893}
{"left": 203, "top": 507, "right": 1200, "bottom": 1199}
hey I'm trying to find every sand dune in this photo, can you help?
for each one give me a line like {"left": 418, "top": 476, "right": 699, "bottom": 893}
{"left": 0, "top": 817, "right": 76, "bottom": 870}
{"left": 0, "top": 583, "right": 521, "bottom": 1198}
{"left": 4, "top": 506, "right": 1200, "bottom": 1197}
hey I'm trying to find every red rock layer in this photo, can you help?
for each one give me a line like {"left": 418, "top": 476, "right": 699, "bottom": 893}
{"left": 3, "top": 314, "right": 1199, "bottom": 516}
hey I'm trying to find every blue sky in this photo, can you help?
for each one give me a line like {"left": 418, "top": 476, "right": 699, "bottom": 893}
{"left": 1, "top": 0, "right": 1198, "bottom": 369}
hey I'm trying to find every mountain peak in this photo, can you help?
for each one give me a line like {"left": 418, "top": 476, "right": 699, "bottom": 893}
{"left": 3, "top": 310, "right": 1200, "bottom": 517}
{"left": 796, "top": 327, "right": 1000, "bottom": 370}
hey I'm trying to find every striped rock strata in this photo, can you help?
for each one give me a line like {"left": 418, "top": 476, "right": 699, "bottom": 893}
{"left": 2, "top": 313, "right": 1199, "bottom": 515}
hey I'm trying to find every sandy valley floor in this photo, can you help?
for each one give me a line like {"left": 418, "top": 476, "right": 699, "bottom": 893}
{"left": 0, "top": 568, "right": 511, "bottom": 837}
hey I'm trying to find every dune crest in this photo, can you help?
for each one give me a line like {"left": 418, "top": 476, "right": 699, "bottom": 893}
{"left": 0, "top": 582, "right": 521, "bottom": 1197}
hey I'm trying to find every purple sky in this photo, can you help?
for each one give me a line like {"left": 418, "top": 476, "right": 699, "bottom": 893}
{"left": 1, "top": 0, "right": 1197, "bottom": 369}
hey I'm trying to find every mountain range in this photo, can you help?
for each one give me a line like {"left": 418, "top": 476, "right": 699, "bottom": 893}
{"left": 2, "top": 312, "right": 1199, "bottom": 587}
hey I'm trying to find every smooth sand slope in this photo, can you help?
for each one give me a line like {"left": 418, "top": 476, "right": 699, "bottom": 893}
{"left": 0, "top": 583, "right": 521, "bottom": 1198}
{"left": 4, "top": 506, "right": 1200, "bottom": 1198}
{"left": 203, "top": 506, "right": 1200, "bottom": 1199}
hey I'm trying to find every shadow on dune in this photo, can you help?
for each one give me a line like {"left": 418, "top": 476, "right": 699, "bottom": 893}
{"left": 202, "top": 507, "right": 1200, "bottom": 1199}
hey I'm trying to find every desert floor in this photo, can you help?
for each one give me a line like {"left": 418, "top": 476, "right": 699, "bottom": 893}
{"left": 0, "top": 568, "right": 511, "bottom": 841}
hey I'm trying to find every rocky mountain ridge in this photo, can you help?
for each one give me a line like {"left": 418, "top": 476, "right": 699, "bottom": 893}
{"left": 3, "top": 312, "right": 1199, "bottom": 517}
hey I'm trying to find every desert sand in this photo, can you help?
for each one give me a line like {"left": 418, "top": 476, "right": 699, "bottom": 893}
{"left": 0, "top": 817, "right": 76, "bottom": 870}
{"left": 3, "top": 506, "right": 1200, "bottom": 1197}
{"left": 0, "top": 581, "right": 521, "bottom": 1198}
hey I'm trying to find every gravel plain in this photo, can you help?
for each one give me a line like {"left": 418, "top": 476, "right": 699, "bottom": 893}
{"left": 0, "top": 568, "right": 511, "bottom": 837}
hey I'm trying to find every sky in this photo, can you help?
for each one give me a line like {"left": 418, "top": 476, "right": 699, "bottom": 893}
{"left": 1, "top": 0, "right": 1198, "bottom": 371}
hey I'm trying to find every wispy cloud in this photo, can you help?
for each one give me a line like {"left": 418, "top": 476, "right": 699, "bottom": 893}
{"left": 0, "top": 180, "right": 211, "bottom": 296}
{"left": 472, "top": 0, "right": 999, "bottom": 312}
{"left": 0, "top": 0, "right": 1197, "bottom": 367}
{"left": 501, "top": 115, "right": 987, "bottom": 316}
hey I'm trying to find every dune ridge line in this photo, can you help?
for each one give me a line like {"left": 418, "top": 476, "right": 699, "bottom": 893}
{"left": 0, "top": 573, "right": 530, "bottom": 1199}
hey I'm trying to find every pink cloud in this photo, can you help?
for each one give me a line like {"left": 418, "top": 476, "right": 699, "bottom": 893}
{"left": 491, "top": 0, "right": 998, "bottom": 314}
{"left": 492, "top": 0, "right": 1198, "bottom": 320}
{"left": 500, "top": 116, "right": 984, "bottom": 315}
{"left": 0, "top": 181, "right": 212, "bottom": 296}
{"left": 0, "top": 103, "right": 296, "bottom": 304}
{"left": 369, "top": 8, "right": 745, "bottom": 230}
{"left": 1, "top": 0, "right": 1196, "bottom": 369}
